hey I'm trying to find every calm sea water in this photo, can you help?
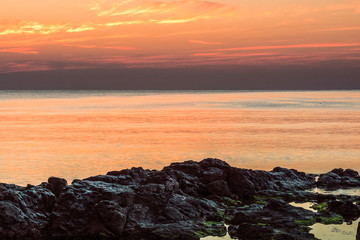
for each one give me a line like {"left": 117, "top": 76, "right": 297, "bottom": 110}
{"left": 0, "top": 90, "right": 359, "bottom": 186}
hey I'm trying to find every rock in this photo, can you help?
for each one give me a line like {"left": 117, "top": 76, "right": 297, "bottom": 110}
{"left": 49, "top": 180, "right": 135, "bottom": 239}
{"left": 96, "top": 200, "right": 128, "bottom": 236}
{"left": 317, "top": 168, "right": 360, "bottom": 188}
{"left": 207, "top": 180, "right": 231, "bottom": 197}
{"left": 0, "top": 184, "right": 55, "bottom": 239}
{"left": 356, "top": 221, "right": 360, "bottom": 240}
{"left": 163, "top": 206, "right": 185, "bottom": 222}
{"left": 0, "top": 159, "right": 358, "bottom": 239}
{"left": 328, "top": 200, "right": 360, "bottom": 220}
{"left": 344, "top": 169, "right": 359, "bottom": 178}
{"left": 47, "top": 176, "right": 67, "bottom": 197}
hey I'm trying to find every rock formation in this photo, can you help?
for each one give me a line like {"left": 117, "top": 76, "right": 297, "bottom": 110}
{"left": 0, "top": 158, "right": 359, "bottom": 239}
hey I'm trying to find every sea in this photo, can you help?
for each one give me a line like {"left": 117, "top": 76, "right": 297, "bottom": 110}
{"left": 0, "top": 90, "right": 359, "bottom": 186}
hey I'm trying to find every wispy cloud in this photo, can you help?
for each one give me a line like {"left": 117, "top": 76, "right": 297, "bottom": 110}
{"left": 67, "top": 25, "right": 96, "bottom": 33}
{"left": 103, "top": 21, "right": 143, "bottom": 26}
{"left": 0, "top": 61, "right": 50, "bottom": 73}
{"left": 92, "top": 0, "right": 230, "bottom": 17}
{"left": 94, "top": 0, "right": 135, "bottom": 16}
{"left": 313, "top": 26, "right": 360, "bottom": 32}
{"left": 0, "top": 47, "right": 39, "bottom": 54}
{"left": 189, "top": 40, "right": 222, "bottom": 45}
{"left": 193, "top": 52, "right": 275, "bottom": 57}
{"left": 216, "top": 43, "right": 360, "bottom": 52}
{"left": 150, "top": 17, "right": 209, "bottom": 24}
{"left": 102, "top": 46, "right": 138, "bottom": 50}
{"left": 87, "top": 0, "right": 234, "bottom": 27}
{"left": 0, "top": 22, "right": 99, "bottom": 36}
{"left": 62, "top": 43, "right": 138, "bottom": 50}
{"left": 0, "top": 22, "right": 69, "bottom": 36}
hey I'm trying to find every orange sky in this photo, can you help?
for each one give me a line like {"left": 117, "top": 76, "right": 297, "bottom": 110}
{"left": 1, "top": 0, "right": 360, "bottom": 73}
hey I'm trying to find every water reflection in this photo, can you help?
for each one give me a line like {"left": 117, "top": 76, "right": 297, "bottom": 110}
{"left": 311, "top": 218, "right": 360, "bottom": 240}
{"left": 201, "top": 225, "right": 233, "bottom": 240}
{"left": 0, "top": 90, "right": 359, "bottom": 185}
{"left": 289, "top": 202, "right": 317, "bottom": 212}
{"left": 309, "top": 188, "right": 360, "bottom": 196}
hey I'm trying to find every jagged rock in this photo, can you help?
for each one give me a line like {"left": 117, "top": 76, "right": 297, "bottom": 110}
{"left": 227, "top": 199, "right": 317, "bottom": 239}
{"left": 47, "top": 177, "right": 67, "bottom": 197}
{"left": 0, "top": 183, "right": 56, "bottom": 239}
{"left": 317, "top": 168, "right": 360, "bottom": 188}
{"left": 207, "top": 180, "right": 231, "bottom": 197}
{"left": 328, "top": 200, "right": 360, "bottom": 220}
{"left": 0, "top": 158, "right": 357, "bottom": 239}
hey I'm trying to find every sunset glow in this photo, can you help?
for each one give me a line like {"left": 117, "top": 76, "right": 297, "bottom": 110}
{"left": 1, "top": 0, "right": 360, "bottom": 73}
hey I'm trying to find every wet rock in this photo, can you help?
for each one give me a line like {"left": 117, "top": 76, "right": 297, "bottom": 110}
{"left": 226, "top": 199, "right": 317, "bottom": 239}
{"left": 317, "top": 168, "right": 360, "bottom": 188}
{"left": 0, "top": 159, "right": 357, "bottom": 239}
{"left": 49, "top": 180, "right": 136, "bottom": 239}
{"left": 344, "top": 169, "right": 359, "bottom": 178}
{"left": 0, "top": 184, "right": 55, "bottom": 239}
{"left": 47, "top": 177, "right": 67, "bottom": 197}
{"left": 207, "top": 180, "right": 231, "bottom": 197}
{"left": 327, "top": 200, "right": 360, "bottom": 220}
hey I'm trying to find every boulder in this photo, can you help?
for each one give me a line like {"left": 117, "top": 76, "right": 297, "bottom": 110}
{"left": 317, "top": 169, "right": 360, "bottom": 188}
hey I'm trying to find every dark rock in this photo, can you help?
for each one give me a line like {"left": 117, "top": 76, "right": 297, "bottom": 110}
{"left": 226, "top": 199, "right": 318, "bottom": 239}
{"left": 317, "top": 168, "right": 360, "bottom": 188}
{"left": 163, "top": 206, "right": 185, "bottom": 222}
{"left": 0, "top": 184, "right": 56, "bottom": 239}
{"left": 328, "top": 200, "right": 360, "bottom": 220}
{"left": 207, "top": 180, "right": 231, "bottom": 197}
{"left": 0, "top": 159, "right": 357, "bottom": 239}
{"left": 331, "top": 168, "right": 345, "bottom": 176}
{"left": 47, "top": 176, "right": 67, "bottom": 197}
{"left": 344, "top": 169, "right": 359, "bottom": 178}
{"left": 228, "top": 223, "right": 274, "bottom": 239}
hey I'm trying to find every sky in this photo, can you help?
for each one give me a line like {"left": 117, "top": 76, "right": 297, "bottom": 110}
{"left": 1, "top": 0, "right": 360, "bottom": 89}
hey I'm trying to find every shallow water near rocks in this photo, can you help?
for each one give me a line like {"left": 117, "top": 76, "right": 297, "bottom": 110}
{"left": 289, "top": 201, "right": 317, "bottom": 212}
{"left": 309, "top": 187, "right": 360, "bottom": 196}
{"left": 290, "top": 197, "right": 360, "bottom": 240}
{"left": 203, "top": 196, "right": 360, "bottom": 240}
{"left": 201, "top": 225, "right": 234, "bottom": 240}
{"left": 310, "top": 218, "right": 359, "bottom": 240}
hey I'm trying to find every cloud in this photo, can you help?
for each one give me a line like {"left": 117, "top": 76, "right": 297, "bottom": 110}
{"left": 93, "top": 0, "right": 229, "bottom": 17}
{"left": 0, "top": 61, "right": 50, "bottom": 73}
{"left": 0, "top": 22, "right": 95, "bottom": 36}
{"left": 150, "top": 17, "right": 209, "bottom": 24}
{"left": 313, "top": 26, "right": 360, "bottom": 32}
{"left": 189, "top": 40, "right": 222, "bottom": 45}
{"left": 102, "top": 46, "right": 138, "bottom": 50}
{"left": 90, "top": 0, "right": 234, "bottom": 25}
{"left": 0, "top": 22, "right": 69, "bottom": 36}
{"left": 0, "top": 47, "right": 39, "bottom": 54}
{"left": 255, "top": 0, "right": 360, "bottom": 19}
{"left": 193, "top": 52, "right": 275, "bottom": 57}
{"left": 216, "top": 43, "right": 360, "bottom": 52}
{"left": 103, "top": 21, "right": 143, "bottom": 26}
{"left": 67, "top": 25, "right": 96, "bottom": 33}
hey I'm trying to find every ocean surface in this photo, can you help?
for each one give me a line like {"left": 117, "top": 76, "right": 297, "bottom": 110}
{"left": 0, "top": 90, "right": 359, "bottom": 186}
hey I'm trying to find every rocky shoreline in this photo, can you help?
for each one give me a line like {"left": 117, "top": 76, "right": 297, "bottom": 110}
{"left": 1, "top": 158, "right": 360, "bottom": 239}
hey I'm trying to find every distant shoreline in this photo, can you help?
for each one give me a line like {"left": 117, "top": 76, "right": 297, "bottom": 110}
{"left": 1, "top": 67, "right": 360, "bottom": 90}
